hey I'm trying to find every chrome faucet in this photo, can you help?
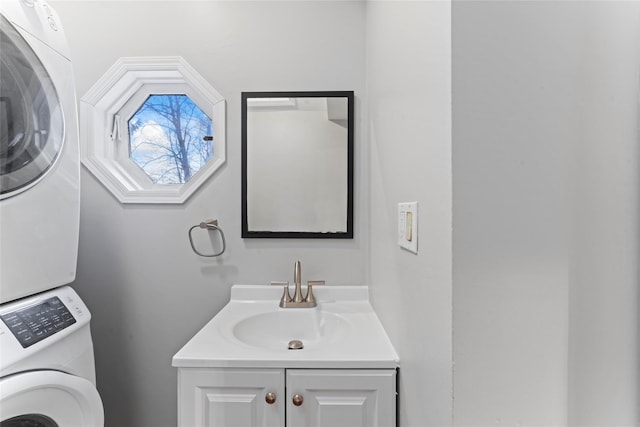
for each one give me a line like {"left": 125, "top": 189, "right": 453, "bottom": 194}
{"left": 271, "top": 261, "right": 324, "bottom": 308}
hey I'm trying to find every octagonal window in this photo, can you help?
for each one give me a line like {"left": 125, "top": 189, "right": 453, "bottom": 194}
{"left": 128, "top": 94, "right": 213, "bottom": 184}
{"left": 80, "top": 57, "right": 226, "bottom": 204}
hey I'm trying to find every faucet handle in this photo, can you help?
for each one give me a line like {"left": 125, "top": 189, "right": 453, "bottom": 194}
{"left": 307, "top": 280, "right": 325, "bottom": 286}
{"left": 305, "top": 280, "right": 325, "bottom": 306}
{"left": 271, "top": 281, "right": 292, "bottom": 305}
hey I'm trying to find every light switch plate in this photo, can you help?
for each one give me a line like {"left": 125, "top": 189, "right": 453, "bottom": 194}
{"left": 398, "top": 202, "right": 418, "bottom": 253}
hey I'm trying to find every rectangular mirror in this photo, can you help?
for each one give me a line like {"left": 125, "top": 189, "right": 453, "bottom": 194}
{"left": 242, "top": 91, "right": 354, "bottom": 238}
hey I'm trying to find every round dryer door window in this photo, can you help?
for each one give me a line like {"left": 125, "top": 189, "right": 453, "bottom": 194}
{"left": 0, "top": 15, "right": 64, "bottom": 198}
{"left": 0, "top": 370, "right": 104, "bottom": 426}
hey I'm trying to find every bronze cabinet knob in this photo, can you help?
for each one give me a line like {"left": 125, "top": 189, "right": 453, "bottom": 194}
{"left": 292, "top": 394, "right": 304, "bottom": 407}
{"left": 265, "top": 392, "right": 276, "bottom": 405}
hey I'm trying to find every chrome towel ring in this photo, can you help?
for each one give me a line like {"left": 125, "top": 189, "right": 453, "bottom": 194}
{"left": 188, "top": 219, "right": 226, "bottom": 257}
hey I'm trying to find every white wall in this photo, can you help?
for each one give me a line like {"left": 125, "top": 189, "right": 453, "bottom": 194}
{"left": 51, "top": 2, "right": 366, "bottom": 426}
{"left": 453, "top": 1, "right": 639, "bottom": 425}
{"left": 453, "top": 2, "right": 571, "bottom": 423}
{"left": 566, "top": 3, "right": 639, "bottom": 425}
{"left": 366, "top": 1, "right": 453, "bottom": 426}
{"left": 47, "top": 1, "right": 639, "bottom": 426}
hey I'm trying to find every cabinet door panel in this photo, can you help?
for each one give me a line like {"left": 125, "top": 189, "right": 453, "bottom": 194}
{"left": 286, "top": 369, "right": 396, "bottom": 427}
{"left": 178, "top": 368, "right": 284, "bottom": 427}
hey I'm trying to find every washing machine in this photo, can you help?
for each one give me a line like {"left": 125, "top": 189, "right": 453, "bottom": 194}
{"left": 0, "top": 286, "right": 104, "bottom": 425}
{"left": 0, "top": 1, "right": 103, "bottom": 425}
{"left": 0, "top": 0, "right": 81, "bottom": 304}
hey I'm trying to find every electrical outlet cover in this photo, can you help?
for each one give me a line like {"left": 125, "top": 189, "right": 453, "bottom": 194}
{"left": 398, "top": 202, "right": 418, "bottom": 253}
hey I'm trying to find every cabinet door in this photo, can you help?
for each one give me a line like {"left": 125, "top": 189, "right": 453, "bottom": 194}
{"left": 286, "top": 369, "right": 396, "bottom": 427}
{"left": 178, "top": 368, "right": 285, "bottom": 427}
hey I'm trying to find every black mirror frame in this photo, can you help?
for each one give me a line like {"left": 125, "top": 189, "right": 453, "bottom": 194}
{"left": 241, "top": 90, "right": 354, "bottom": 239}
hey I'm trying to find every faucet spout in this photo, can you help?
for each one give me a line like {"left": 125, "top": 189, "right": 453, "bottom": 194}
{"left": 293, "top": 260, "right": 303, "bottom": 303}
{"left": 273, "top": 261, "right": 324, "bottom": 308}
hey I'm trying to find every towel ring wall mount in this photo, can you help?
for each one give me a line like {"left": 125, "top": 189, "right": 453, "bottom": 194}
{"left": 188, "top": 219, "right": 226, "bottom": 257}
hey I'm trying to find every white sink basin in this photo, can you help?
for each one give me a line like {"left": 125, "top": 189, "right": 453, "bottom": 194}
{"left": 172, "top": 284, "right": 399, "bottom": 369}
{"left": 232, "top": 309, "right": 350, "bottom": 351}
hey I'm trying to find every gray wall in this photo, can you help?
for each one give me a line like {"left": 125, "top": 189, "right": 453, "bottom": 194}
{"left": 367, "top": 2, "right": 453, "bottom": 426}
{"left": 49, "top": 1, "right": 639, "bottom": 426}
{"left": 453, "top": 1, "right": 639, "bottom": 425}
{"left": 52, "top": 2, "right": 367, "bottom": 426}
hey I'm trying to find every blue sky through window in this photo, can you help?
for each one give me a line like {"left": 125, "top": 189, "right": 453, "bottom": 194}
{"left": 128, "top": 94, "right": 213, "bottom": 184}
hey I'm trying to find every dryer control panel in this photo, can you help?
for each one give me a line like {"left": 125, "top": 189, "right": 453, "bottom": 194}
{"left": 1, "top": 296, "right": 76, "bottom": 348}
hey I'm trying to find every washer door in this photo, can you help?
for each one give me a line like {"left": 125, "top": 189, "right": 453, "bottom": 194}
{"left": 0, "top": 371, "right": 104, "bottom": 427}
{"left": 0, "top": 14, "right": 64, "bottom": 198}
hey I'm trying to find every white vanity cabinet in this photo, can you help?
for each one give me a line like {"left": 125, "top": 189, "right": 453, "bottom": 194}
{"left": 178, "top": 367, "right": 397, "bottom": 427}
{"left": 286, "top": 369, "right": 396, "bottom": 427}
{"left": 173, "top": 285, "right": 400, "bottom": 427}
{"left": 178, "top": 368, "right": 284, "bottom": 427}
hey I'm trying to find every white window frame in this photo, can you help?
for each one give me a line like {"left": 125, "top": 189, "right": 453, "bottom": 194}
{"left": 80, "top": 57, "right": 226, "bottom": 204}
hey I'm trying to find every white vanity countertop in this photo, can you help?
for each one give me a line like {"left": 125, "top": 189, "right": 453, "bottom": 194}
{"left": 172, "top": 285, "right": 399, "bottom": 369}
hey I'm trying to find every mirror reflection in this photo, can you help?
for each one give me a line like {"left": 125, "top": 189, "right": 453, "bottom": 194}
{"left": 242, "top": 91, "right": 354, "bottom": 238}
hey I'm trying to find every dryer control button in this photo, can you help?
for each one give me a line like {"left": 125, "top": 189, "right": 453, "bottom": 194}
{"left": 40, "top": 3, "right": 59, "bottom": 31}
{"left": 47, "top": 17, "right": 58, "bottom": 31}
{"left": 0, "top": 296, "right": 76, "bottom": 348}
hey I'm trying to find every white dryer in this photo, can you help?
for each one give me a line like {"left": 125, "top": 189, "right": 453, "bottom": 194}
{"left": 0, "top": 0, "right": 81, "bottom": 303}
{"left": 0, "top": 286, "right": 104, "bottom": 425}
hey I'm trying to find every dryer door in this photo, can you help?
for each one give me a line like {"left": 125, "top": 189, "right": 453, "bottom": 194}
{"left": 0, "top": 14, "right": 64, "bottom": 198}
{"left": 0, "top": 370, "right": 104, "bottom": 426}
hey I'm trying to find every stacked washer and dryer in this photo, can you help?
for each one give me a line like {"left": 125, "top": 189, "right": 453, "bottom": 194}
{"left": 0, "top": 0, "right": 104, "bottom": 425}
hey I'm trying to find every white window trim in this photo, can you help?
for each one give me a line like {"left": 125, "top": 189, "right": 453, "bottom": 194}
{"left": 80, "top": 56, "right": 226, "bottom": 204}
